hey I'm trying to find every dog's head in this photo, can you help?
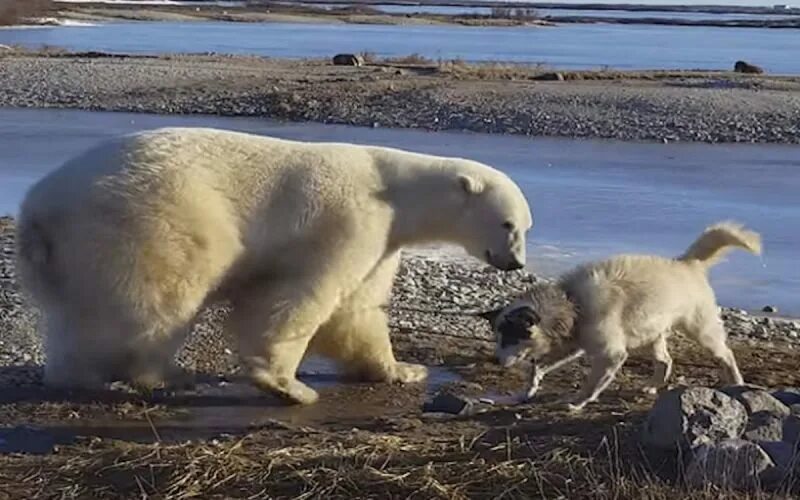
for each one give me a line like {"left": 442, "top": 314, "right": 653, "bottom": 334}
{"left": 480, "top": 302, "right": 546, "bottom": 367}
{"left": 480, "top": 284, "right": 576, "bottom": 368}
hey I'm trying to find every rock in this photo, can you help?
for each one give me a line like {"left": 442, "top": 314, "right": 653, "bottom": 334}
{"left": 721, "top": 386, "right": 790, "bottom": 417}
{"left": 642, "top": 387, "right": 748, "bottom": 451}
{"left": 744, "top": 412, "right": 785, "bottom": 442}
{"left": 762, "top": 305, "right": 778, "bottom": 313}
{"left": 332, "top": 53, "right": 364, "bottom": 67}
{"left": 422, "top": 392, "right": 475, "bottom": 416}
{"left": 535, "top": 72, "right": 564, "bottom": 81}
{"left": 734, "top": 60, "right": 765, "bottom": 74}
{"left": 686, "top": 439, "right": 774, "bottom": 491}
{"left": 772, "top": 388, "right": 800, "bottom": 408}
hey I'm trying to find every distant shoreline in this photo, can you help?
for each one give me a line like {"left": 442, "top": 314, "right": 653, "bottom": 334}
{"left": 1, "top": 48, "right": 799, "bottom": 144}
{"left": 273, "top": 0, "right": 800, "bottom": 16}
{"left": 42, "top": 1, "right": 800, "bottom": 29}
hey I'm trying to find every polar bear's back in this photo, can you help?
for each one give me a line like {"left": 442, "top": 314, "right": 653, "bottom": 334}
{"left": 24, "top": 127, "right": 383, "bottom": 225}
{"left": 17, "top": 128, "right": 396, "bottom": 318}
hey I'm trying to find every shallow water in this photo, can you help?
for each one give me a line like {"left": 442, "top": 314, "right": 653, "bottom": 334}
{"left": 0, "top": 358, "right": 462, "bottom": 452}
{"left": 1, "top": 107, "right": 797, "bottom": 314}
{"left": 1, "top": 20, "right": 800, "bottom": 73}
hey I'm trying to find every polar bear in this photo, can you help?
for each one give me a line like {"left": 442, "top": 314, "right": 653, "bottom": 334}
{"left": 16, "top": 127, "right": 533, "bottom": 404}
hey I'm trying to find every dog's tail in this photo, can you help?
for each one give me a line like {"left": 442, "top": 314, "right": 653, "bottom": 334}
{"left": 678, "top": 221, "right": 761, "bottom": 269}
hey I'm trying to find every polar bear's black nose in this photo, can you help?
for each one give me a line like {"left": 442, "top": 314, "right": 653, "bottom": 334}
{"left": 506, "top": 258, "right": 525, "bottom": 271}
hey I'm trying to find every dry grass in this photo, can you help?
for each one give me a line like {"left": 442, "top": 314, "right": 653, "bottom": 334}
{"left": 1, "top": 421, "right": 798, "bottom": 499}
{"left": 0, "top": 0, "right": 53, "bottom": 26}
{"left": 352, "top": 51, "right": 783, "bottom": 84}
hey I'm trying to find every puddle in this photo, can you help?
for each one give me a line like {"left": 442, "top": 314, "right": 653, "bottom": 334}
{"left": 0, "top": 359, "right": 462, "bottom": 454}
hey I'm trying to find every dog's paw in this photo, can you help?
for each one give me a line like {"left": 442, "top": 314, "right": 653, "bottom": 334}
{"left": 566, "top": 402, "right": 589, "bottom": 413}
{"left": 523, "top": 386, "right": 540, "bottom": 402}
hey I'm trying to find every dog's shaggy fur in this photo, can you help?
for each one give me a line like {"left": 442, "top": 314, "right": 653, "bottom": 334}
{"left": 481, "top": 221, "right": 762, "bottom": 411}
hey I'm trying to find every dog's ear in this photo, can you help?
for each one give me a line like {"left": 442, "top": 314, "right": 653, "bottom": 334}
{"left": 478, "top": 307, "right": 504, "bottom": 325}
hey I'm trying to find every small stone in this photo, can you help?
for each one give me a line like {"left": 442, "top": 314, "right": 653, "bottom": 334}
{"left": 762, "top": 305, "right": 778, "bottom": 313}
{"left": 686, "top": 439, "right": 774, "bottom": 491}
{"left": 753, "top": 325, "right": 770, "bottom": 338}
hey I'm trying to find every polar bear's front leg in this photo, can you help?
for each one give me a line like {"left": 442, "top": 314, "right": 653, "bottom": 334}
{"left": 309, "top": 253, "right": 428, "bottom": 385}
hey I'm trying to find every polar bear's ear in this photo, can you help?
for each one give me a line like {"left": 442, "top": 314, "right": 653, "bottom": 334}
{"left": 457, "top": 174, "right": 484, "bottom": 195}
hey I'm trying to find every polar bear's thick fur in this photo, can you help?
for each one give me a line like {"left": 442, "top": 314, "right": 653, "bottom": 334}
{"left": 16, "top": 127, "right": 533, "bottom": 404}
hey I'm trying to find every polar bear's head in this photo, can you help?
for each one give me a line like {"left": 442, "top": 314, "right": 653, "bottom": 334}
{"left": 453, "top": 172, "right": 532, "bottom": 271}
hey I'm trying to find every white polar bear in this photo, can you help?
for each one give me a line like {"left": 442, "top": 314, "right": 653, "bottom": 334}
{"left": 16, "top": 127, "right": 533, "bottom": 404}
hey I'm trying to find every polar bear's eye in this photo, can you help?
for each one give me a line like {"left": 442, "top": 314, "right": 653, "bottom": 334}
{"left": 502, "top": 221, "right": 514, "bottom": 231}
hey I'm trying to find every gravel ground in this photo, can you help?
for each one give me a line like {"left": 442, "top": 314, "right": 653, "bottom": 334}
{"left": 1, "top": 50, "right": 800, "bottom": 144}
{"left": 1, "top": 216, "right": 798, "bottom": 375}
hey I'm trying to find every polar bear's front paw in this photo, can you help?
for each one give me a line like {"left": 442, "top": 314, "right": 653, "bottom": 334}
{"left": 393, "top": 362, "right": 428, "bottom": 384}
{"left": 251, "top": 369, "right": 319, "bottom": 405}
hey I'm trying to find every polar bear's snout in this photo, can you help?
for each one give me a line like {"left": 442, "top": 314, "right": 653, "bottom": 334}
{"left": 486, "top": 250, "right": 525, "bottom": 271}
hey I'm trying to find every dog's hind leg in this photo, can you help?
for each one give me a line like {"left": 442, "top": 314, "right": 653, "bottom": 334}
{"left": 642, "top": 335, "right": 672, "bottom": 395}
{"left": 692, "top": 318, "right": 744, "bottom": 386}
{"left": 525, "top": 347, "right": 584, "bottom": 401}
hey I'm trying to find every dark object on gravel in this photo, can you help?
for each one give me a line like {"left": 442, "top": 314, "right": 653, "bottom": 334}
{"left": 332, "top": 53, "right": 364, "bottom": 67}
{"left": 734, "top": 60, "right": 765, "bottom": 74}
{"left": 534, "top": 72, "right": 564, "bottom": 81}
{"left": 423, "top": 392, "right": 475, "bottom": 415}
{"left": 762, "top": 305, "right": 778, "bottom": 313}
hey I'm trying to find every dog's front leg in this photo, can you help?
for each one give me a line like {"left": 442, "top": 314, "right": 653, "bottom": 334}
{"left": 524, "top": 347, "right": 584, "bottom": 401}
{"left": 565, "top": 350, "right": 627, "bottom": 412}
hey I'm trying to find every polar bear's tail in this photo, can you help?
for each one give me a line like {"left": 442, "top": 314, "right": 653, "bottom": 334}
{"left": 678, "top": 221, "right": 762, "bottom": 270}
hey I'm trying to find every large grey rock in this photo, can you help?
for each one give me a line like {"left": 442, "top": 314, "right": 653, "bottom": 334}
{"left": 642, "top": 387, "right": 748, "bottom": 450}
{"left": 722, "top": 386, "right": 790, "bottom": 417}
{"left": 686, "top": 439, "right": 774, "bottom": 491}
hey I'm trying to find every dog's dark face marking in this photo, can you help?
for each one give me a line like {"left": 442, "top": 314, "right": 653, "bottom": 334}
{"left": 481, "top": 303, "right": 542, "bottom": 367}
{"left": 498, "top": 306, "right": 541, "bottom": 348}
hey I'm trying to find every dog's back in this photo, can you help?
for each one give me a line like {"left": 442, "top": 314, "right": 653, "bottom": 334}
{"left": 559, "top": 221, "right": 761, "bottom": 348}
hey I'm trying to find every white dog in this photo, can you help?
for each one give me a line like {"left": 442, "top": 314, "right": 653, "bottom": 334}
{"left": 480, "top": 221, "right": 761, "bottom": 412}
